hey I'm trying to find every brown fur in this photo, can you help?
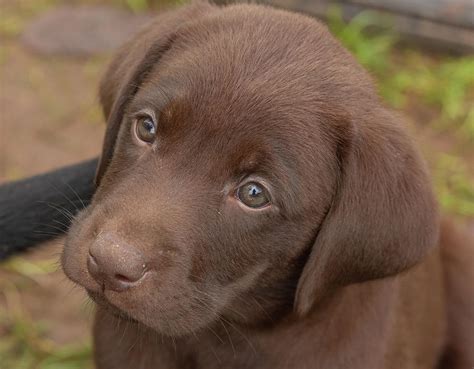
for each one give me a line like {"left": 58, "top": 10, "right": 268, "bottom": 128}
{"left": 61, "top": 2, "right": 473, "bottom": 368}
{"left": 438, "top": 220, "right": 474, "bottom": 368}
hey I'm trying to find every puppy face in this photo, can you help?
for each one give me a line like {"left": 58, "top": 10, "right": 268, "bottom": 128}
{"left": 62, "top": 3, "right": 438, "bottom": 336}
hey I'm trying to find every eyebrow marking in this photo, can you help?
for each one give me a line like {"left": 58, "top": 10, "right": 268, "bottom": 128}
{"left": 129, "top": 77, "right": 178, "bottom": 117}
{"left": 132, "top": 108, "right": 158, "bottom": 121}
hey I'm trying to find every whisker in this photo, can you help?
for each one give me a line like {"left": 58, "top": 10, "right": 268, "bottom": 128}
{"left": 52, "top": 218, "right": 72, "bottom": 230}
{"left": 191, "top": 287, "right": 256, "bottom": 356}
{"left": 63, "top": 180, "right": 88, "bottom": 210}
{"left": 219, "top": 315, "right": 257, "bottom": 356}
{"left": 34, "top": 222, "right": 68, "bottom": 234}
{"left": 33, "top": 230, "right": 63, "bottom": 237}
{"left": 219, "top": 317, "right": 236, "bottom": 358}
{"left": 47, "top": 181, "right": 81, "bottom": 213}
{"left": 37, "top": 201, "right": 76, "bottom": 222}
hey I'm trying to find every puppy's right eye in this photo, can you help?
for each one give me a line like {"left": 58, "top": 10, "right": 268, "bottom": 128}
{"left": 236, "top": 182, "right": 271, "bottom": 209}
{"left": 134, "top": 116, "right": 156, "bottom": 144}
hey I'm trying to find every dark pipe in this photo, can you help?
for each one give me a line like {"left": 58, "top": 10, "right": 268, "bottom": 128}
{"left": 0, "top": 158, "right": 98, "bottom": 260}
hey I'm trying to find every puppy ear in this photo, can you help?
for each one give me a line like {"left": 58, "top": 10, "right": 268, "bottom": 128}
{"left": 294, "top": 108, "right": 439, "bottom": 315}
{"left": 95, "top": 1, "right": 216, "bottom": 185}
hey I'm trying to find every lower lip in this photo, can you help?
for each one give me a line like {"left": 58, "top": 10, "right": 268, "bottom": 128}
{"left": 86, "top": 290, "right": 135, "bottom": 321}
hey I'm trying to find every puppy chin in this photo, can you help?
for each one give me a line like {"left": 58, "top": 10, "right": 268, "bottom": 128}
{"left": 87, "top": 290, "right": 137, "bottom": 323}
{"left": 86, "top": 284, "right": 220, "bottom": 337}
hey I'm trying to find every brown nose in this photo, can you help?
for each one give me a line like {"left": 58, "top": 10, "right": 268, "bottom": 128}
{"left": 87, "top": 233, "right": 148, "bottom": 292}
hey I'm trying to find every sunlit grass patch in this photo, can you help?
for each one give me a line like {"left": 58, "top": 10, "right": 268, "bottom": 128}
{"left": 111, "top": 0, "right": 185, "bottom": 12}
{"left": 434, "top": 154, "right": 474, "bottom": 217}
{"left": 0, "top": 0, "right": 59, "bottom": 37}
{"left": 0, "top": 256, "right": 92, "bottom": 369}
{"left": 328, "top": 7, "right": 474, "bottom": 133}
{"left": 2, "top": 257, "right": 57, "bottom": 280}
{"left": 0, "top": 0, "right": 183, "bottom": 38}
{"left": 327, "top": 6, "right": 396, "bottom": 76}
{"left": 384, "top": 54, "right": 474, "bottom": 140}
{"left": 0, "top": 310, "right": 92, "bottom": 369}
{"left": 328, "top": 7, "right": 474, "bottom": 217}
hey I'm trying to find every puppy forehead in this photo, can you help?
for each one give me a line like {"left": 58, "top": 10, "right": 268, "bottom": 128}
{"left": 133, "top": 58, "right": 320, "bottom": 153}
{"left": 131, "top": 7, "right": 367, "bottom": 140}
{"left": 132, "top": 47, "right": 295, "bottom": 131}
{"left": 127, "top": 6, "right": 361, "bottom": 176}
{"left": 132, "top": 83, "right": 290, "bottom": 175}
{"left": 133, "top": 70, "right": 309, "bottom": 167}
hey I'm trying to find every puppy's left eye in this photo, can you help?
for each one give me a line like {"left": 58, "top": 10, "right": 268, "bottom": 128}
{"left": 134, "top": 115, "right": 156, "bottom": 143}
{"left": 237, "top": 182, "right": 270, "bottom": 209}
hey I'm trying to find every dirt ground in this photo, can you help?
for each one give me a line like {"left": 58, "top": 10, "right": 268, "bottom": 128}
{"left": 0, "top": 2, "right": 114, "bottom": 367}
{"left": 0, "top": 1, "right": 473, "bottom": 368}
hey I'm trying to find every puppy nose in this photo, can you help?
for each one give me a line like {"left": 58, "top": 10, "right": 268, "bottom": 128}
{"left": 87, "top": 234, "right": 147, "bottom": 292}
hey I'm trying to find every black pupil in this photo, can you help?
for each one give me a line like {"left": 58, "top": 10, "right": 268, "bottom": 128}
{"left": 142, "top": 119, "right": 155, "bottom": 133}
{"left": 248, "top": 184, "right": 262, "bottom": 198}
{"left": 239, "top": 182, "right": 269, "bottom": 208}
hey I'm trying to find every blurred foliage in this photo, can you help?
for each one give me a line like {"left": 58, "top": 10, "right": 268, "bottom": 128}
{"left": 386, "top": 54, "right": 474, "bottom": 140}
{"left": 434, "top": 154, "right": 474, "bottom": 216}
{"left": 2, "top": 258, "right": 57, "bottom": 279}
{"left": 328, "top": 6, "right": 396, "bottom": 75}
{"left": 0, "top": 0, "right": 58, "bottom": 37}
{"left": 0, "top": 0, "right": 180, "bottom": 37}
{"left": 125, "top": 0, "right": 149, "bottom": 12}
{"left": 0, "top": 258, "right": 92, "bottom": 369}
{"left": 0, "top": 309, "right": 92, "bottom": 369}
{"left": 328, "top": 6, "right": 474, "bottom": 216}
{"left": 328, "top": 7, "right": 474, "bottom": 140}
{"left": 116, "top": 0, "right": 185, "bottom": 11}
{"left": 0, "top": 316, "right": 92, "bottom": 369}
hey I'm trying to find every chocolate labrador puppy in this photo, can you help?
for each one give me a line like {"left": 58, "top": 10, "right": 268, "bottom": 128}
{"left": 61, "top": 2, "right": 470, "bottom": 368}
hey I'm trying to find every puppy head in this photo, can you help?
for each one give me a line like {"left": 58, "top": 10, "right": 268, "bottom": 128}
{"left": 62, "top": 2, "right": 438, "bottom": 336}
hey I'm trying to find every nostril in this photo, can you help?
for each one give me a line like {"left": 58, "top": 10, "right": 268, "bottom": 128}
{"left": 87, "top": 253, "right": 99, "bottom": 275}
{"left": 87, "top": 235, "right": 148, "bottom": 291}
{"left": 88, "top": 252, "right": 97, "bottom": 264}
{"left": 114, "top": 273, "right": 134, "bottom": 284}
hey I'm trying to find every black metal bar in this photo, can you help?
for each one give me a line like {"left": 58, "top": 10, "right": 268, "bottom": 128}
{"left": 0, "top": 158, "right": 98, "bottom": 260}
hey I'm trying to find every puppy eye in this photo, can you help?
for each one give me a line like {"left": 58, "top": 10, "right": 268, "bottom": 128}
{"left": 237, "top": 182, "right": 270, "bottom": 209}
{"left": 134, "top": 115, "right": 156, "bottom": 143}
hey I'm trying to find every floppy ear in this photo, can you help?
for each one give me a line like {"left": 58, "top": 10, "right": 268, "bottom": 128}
{"left": 294, "top": 108, "right": 439, "bottom": 315}
{"left": 95, "top": 1, "right": 216, "bottom": 185}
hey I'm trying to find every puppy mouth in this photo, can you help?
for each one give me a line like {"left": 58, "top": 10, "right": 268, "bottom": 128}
{"left": 86, "top": 289, "right": 137, "bottom": 323}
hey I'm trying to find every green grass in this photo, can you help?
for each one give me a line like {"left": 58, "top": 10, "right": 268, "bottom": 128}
{"left": 0, "top": 312, "right": 92, "bottom": 369}
{"left": 0, "top": 257, "right": 92, "bottom": 369}
{"left": 115, "top": 0, "right": 184, "bottom": 12}
{"left": 0, "top": 0, "right": 59, "bottom": 37}
{"left": 328, "top": 6, "right": 474, "bottom": 216}
{"left": 0, "top": 0, "right": 182, "bottom": 38}
{"left": 124, "top": 0, "right": 149, "bottom": 12}
{"left": 328, "top": 6, "right": 396, "bottom": 76}
{"left": 434, "top": 154, "right": 474, "bottom": 217}
{"left": 328, "top": 7, "right": 474, "bottom": 138}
